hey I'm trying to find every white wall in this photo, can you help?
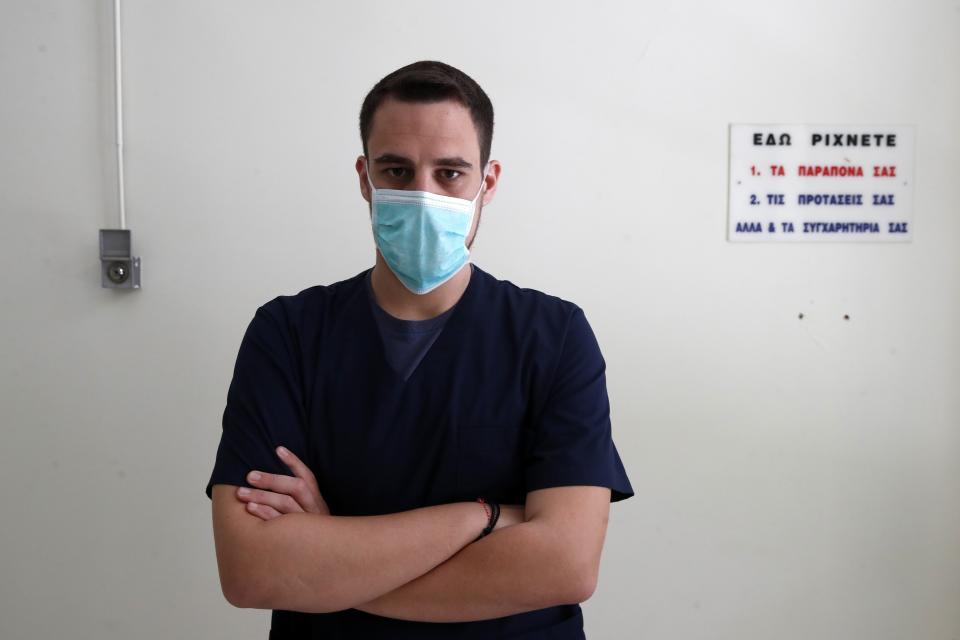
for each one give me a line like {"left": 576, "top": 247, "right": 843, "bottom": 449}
{"left": 1, "top": 1, "right": 957, "bottom": 638}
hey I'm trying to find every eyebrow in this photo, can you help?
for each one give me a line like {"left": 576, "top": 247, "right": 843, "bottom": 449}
{"left": 435, "top": 157, "right": 474, "bottom": 169}
{"left": 373, "top": 153, "right": 412, "bottom": 165}
{"left": 373, "top": 153, "right": 474, "bottom": 169}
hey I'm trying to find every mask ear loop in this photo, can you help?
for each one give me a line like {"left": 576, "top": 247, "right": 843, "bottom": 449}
{"left": 463, "top": 160, "right": 493, "bottom": 264}
{"left": 364, "top": 157, "right": 377, "bottom": 195}
{"left": 470, "top": 161, "right": 492, "bottom": 204}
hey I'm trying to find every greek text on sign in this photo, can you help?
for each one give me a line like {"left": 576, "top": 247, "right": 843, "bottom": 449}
{"left": 728, "top": 124, "right": 914, "bottom": 242}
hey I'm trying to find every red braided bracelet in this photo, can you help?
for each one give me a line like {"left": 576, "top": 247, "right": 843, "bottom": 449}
{"left": 476, "top": 497, "right": 492, "bottom": 522}
{"left": 474, "top": 497, "right": 500, "bottom": 541}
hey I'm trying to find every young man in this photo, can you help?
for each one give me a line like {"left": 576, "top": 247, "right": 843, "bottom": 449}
{"left": 206, "top": 60, "right": 633, "bottom": 639}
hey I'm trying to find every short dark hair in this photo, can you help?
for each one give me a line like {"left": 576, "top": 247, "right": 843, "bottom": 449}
{"left": 359, "top": 60, "right": 494, "bottom": 167}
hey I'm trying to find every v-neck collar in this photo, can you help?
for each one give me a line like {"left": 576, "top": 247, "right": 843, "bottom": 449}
{"left": 356, "top": 263, "right": 482, "bottom": 383}
{"left": 364, "top": 271, "right": 458, "bottom": 335}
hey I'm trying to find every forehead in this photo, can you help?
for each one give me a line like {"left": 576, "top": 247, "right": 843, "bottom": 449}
{"left": 367, "top": 97, "right": 480, "bottom": 163}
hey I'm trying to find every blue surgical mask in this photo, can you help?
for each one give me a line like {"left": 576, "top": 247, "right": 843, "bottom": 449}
{"left": 366, "top": 160, "right": 489, "bottom": 295}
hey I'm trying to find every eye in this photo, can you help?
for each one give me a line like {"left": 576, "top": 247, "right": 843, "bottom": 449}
{"left": 439, "top": 169, "right": 462, "bottom": 181}
{"left": 385, "top": 167, "right": 410, "bottom": 179}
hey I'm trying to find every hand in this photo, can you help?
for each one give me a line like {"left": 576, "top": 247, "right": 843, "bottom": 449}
{"left": 235, "top": 446, "right": 329, "bottom": 521}
{"left": 493, "top": 503, "right": 525, "bottom": 532}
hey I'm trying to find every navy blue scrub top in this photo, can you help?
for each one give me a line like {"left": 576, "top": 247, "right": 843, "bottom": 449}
{"left": 205, "top": 263, "right": 634, "bottom": 639}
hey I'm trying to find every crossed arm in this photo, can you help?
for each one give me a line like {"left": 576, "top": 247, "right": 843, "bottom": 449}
{"left": 354, "top": 484, "right": 611, "bottom": 622}
{"left": 211, "top": 474, "right": 610, "bottom": 622}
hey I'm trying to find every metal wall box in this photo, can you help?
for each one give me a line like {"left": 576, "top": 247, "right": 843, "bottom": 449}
{"left": 99, "top": 229, "right": 141, "bottom": 289}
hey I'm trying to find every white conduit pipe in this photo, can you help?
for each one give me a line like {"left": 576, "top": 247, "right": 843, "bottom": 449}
{"left": 114, "top": 0, "right": 126, "bottom": 230}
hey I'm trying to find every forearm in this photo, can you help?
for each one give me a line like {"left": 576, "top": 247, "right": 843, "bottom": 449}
{"left": 243, "top": 501, "right": 488, "bottom": 613}
{"left": 354, "top": 519, "right": 587, "bottom": 623}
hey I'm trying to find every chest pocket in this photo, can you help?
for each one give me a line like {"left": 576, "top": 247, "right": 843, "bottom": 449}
{"left": 456, "top": 425, "right": 526, "bottom": 503}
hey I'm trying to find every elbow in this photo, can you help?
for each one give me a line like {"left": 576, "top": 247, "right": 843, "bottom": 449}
{"left": 217, "top": 542, "right": 273, "bottom": 610}
{"left": 222, "top": 583, "right": 248, "bottom": 609}
{"left": 221, "top": 562, "right": 342, "bottom": 614}
{"left": 540, "top": 528, "right": 603, "bottom": 605}
{"left": 561, "top": 571, "right": 597, "bottom": 604}
{"left": 558, "top": 557, "right": 600, "bottom": 605}
{"left": 220, "top": 568, "right": 263, "bottom": 609}
{"left": 571, "top": 568, "right": 598, "bottom": 603}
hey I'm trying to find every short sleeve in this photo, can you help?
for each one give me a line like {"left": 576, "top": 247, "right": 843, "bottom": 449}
{"left": 204, "top": 304, "right": 310, "bottom": 500}
{"left": 525, "top": 306, "right": 634, "bottom": 503}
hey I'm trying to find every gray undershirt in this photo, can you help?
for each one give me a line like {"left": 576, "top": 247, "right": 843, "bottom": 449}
{"left": 364, "top": 267, "right": 466, "bottom": 382}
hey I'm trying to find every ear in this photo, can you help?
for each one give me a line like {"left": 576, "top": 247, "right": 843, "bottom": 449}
{"left": 356, "top": 155, "right": 371, "bottom": 203}
{"left": 480, "top": 160, "right": 501, "bottom": 207}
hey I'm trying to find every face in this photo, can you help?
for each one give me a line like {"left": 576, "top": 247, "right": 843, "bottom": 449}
{"left": 356, "top": 97, "right": 501, "bottom": 249}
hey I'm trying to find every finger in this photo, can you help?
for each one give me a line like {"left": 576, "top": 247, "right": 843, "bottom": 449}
{"left": 246, "top": 501, "right": 283, "bottom": 521}
{"left": 236, "top": 486, "right": 304, "bottom": 514}
{"left": 247, "top": 469, "right": 322, "bottom": 513}
{"left": 275, "top": 447, "right": 330, "bottom": 513}
{"left": 275, "top": 447, "right": 320, "bottom": 493}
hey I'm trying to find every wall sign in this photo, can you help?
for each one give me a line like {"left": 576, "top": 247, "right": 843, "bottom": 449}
{"left": 728, "top": 124, "right": 914, "bottom": 242}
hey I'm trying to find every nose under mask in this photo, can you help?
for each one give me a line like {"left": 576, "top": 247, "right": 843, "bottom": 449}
{"left": 366, "top": 160, "right": 489, "bottom": 295}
